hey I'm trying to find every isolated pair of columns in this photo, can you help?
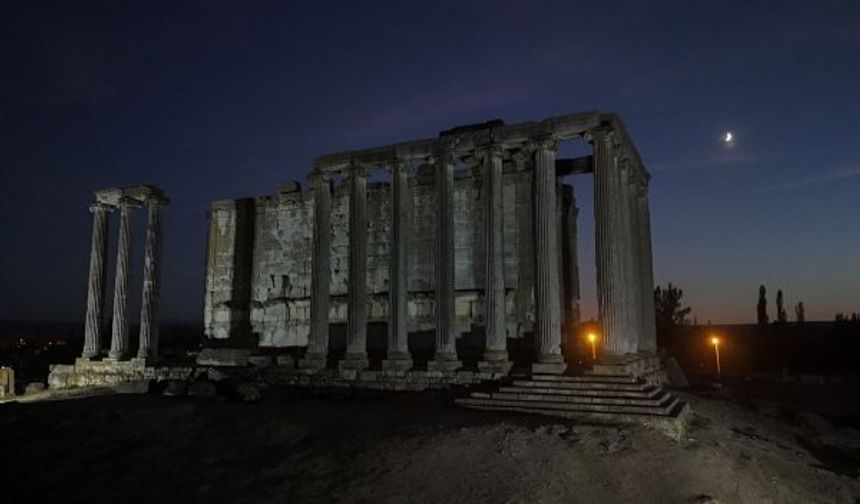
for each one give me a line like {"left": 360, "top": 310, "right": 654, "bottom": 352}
{"left": 82, "top": 197, "right": 166, "bottom": 361}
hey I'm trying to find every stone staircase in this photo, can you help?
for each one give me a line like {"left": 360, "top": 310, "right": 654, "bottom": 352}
{"left": 456, "top": 372, "right": 691, "bottom": 440}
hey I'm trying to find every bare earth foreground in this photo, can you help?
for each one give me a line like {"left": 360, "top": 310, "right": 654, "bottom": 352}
{"left": 2, "top": 388, "right": 859, "bottom": 504}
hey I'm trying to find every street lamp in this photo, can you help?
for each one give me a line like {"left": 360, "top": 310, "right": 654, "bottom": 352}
{"left": 587, "top": 333, "right": 597, "bottom": 360}
{"left": 710, "top": 336, "right": 721, "bottom": 375}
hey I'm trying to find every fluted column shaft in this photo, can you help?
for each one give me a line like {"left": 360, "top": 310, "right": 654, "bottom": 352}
{"left": 434, "top": 150, "right": 458, "bottom": 361}
{"left": 533, "top": 139, "right": 563, "bottom": 363}
{"left": 109, "top": 199, "right": 136, "bottom": 359}
{"left": 637, "top": 184, "right": 658, "bottom": 352}
{"left": 82, "top": 203, "right": 111, "bottom": 358}
{"left": 306, "top": 174, "right": 331, "bottom": 361}
{"left": 345, "top": 167, "right": 368, "bottom": 362}
{"left": 562, "top": 187, "right": 581, "bottom": 331}
{"left": 619, "top": 164, "right": 642, "bottom": 349}
{"left": 593, "top": 130, "right": 637, "bottom": 355}
{"left": 387, "top": 161, "right": 410, "bottom": 360}
{"left": 556, "top": 179, "right": 566, "bottom": 336}
{"left": 482, "top": 146, "right": 507, "bottom": 360}
{"left": 138, "top": 199, "right": 166, "bottom": 360}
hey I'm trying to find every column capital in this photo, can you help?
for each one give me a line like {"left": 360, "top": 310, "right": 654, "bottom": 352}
{"left": 117, "top": 196, "right": 142, "bottom": 209}
{"left": 89, "top": 202, "right": 114, "bottom": 214}
{"left": 474, "top": 143, "right": 505, "bottom": 160}
{"left": 585, "top": 125, "right": 616, "bottom": 144}
{"left": 529, "top": 134, "right": 559, "bottom": 152}
{"left": 145, "top": 195, "right": 169, "bottom": 207}
{"left": 345, "top": 163, "right": 369, "bottom": 179}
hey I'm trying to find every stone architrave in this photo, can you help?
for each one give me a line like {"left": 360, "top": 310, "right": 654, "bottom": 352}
{"left": 428, "top": 148, "right": 461, "bottom": 373}
{"left": 532, "top": 137, "right": 566, "bottom": 374}
{"left": 82, "top": 202, "right": 112, "bottom": 358}
{"left": 301, "top": 173, "right": 331, "bottom": 371}
{"left": 478, "top": 145, "right": 512, "bottom": 373}
{"left": 137, "top": 197, "right": 166, "bottom": 361}
{"left": 341, "top": 166, "right": 370, "bottom": 374}
{"left": 108, "top": 197, "right": 139, "bottom": 360}
{"left": 383, "top": 160, "right": 413, "bottom": 373}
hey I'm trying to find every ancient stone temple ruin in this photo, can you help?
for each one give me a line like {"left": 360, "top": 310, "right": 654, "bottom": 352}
{"left": 51, "top": 112, "right": 689, "bottom": 438}
{"left": 204, "top": 111, "right": 657, "bottom": 376}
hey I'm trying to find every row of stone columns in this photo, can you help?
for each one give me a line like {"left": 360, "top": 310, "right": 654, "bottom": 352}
{"left": 301, "top": 139, "right": 568, "bottom": 373}
{"left": 81, "top": 194, "right": 167, "bottom": 361}
{"left": 591, "top": 129, "right": 656, "bottom": 357}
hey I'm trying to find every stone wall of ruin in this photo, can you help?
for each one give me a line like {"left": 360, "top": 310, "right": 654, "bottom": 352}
{"left": 204, "top": 166, "right": 577, "bottom": 348}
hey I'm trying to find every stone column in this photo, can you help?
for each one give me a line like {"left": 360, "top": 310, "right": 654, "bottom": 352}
{"left": 108, "top": 197, "right": 138, "bottom": 360}
{"left": 532, "top": 137, "right": 566, "bottom": 374}
{"left": 478, "top": 145, "right": 511, "bottom": 373}
{"left": 556, "top": 178, "right": 566, "bottom": 339}
{"left": 428, "top": 147, "right": 461, "bottom": 372}
{"left": 300, "top": 173, "right": 331, "bottom": 371}
{"left": 636, "top": 178, "right": 658, "bottom": 352}
{"left": 137, "top": 197, "right": 166, "bottom": 361}
{"left": 383, "top": 160, "right": 413, "bottom": 372}
{"left": 562, "top": 186, "right": 581, "bottom": 334}
{"left": 592, "top": 129, "right": 637, "bottom": 356}
{"left": 619, "top": 162, "right": 642, "bottom": 351}
{"left": 341, "top": 166, "right": 369, "bottom": 374}
{"left": 82, "top": 202, "right": 112, "bottom": 358}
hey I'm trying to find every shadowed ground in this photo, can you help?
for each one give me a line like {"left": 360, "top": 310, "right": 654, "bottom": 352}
{"left": 1, "top": 388, "right": 858, "bottom": 503}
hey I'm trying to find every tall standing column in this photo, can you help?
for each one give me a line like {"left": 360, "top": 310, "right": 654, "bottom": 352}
{"left": 138, "top": 197, "right": 167, "bottom": 361}
{"left": 593, "top": 129, "right": 637, "bottom": 356}
{"left": 479, "top": 145, "right": 511, "bottom": 372}
{"left": 532, "top": 137, "right": 566, "bottom": 373}
{"left": 108, "top": 197, "right": 138, "bottom": 360}
{"left": 619, "top": 163, "right": 642, "bottom": 350}
{"left": 82, "top": 202, "right": 112, "bottom": 358}
{"left": 341, "top": 166, "right": 369, "bottom": 372}
{"left": 556, "top": 178, "right": 566, "bottom": 338}
{"left": 636, "top": 179, "right": 658, "bottom": 352}
{"left": 562, "top": 186, "right": 581, "bottom": 334}
{"left": 429, "top": 147, "right": 461, "bottom": 372}
{"left": 301, "top": 172, "right": 331, "bottom": 371}
{"left": 383, "top": 160, "right": 413, "bottom": 372}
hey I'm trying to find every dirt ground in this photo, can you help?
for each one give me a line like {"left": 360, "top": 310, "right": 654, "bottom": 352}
{"left": 2, "top": 387, "right": 859, "bottom": 504}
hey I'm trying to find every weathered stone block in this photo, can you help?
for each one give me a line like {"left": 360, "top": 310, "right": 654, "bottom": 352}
{"left": 477, "top": 360, "right": 513, "bottom": 375}
{"left": 531, "top": 362, "right": 568, "bottom": 375}
{"left": 275, "top": 355, "right": 296, "bottom": 368}
{"left": 116, "top": 380, "right": 150, "bottom": 394}
{"left": 196, "top": 348, "right": 251, "bottom": 367}
{"left": 248, "top": 355, "right": 273, "bottom": 368}
{"left": 24, "top": 382, "right": 46, "bottom": 395}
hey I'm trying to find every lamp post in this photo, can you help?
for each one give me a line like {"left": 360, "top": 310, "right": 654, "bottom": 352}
{"left": 587, "top": 333, "right": 597, "bottom": 360}
{"left": 710, "top": 336, "right": 721, "bottom": 375}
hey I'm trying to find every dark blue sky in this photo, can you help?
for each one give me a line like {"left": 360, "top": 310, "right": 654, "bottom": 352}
{"left": 2, "top": 0, "right": 858, "bottom": 323}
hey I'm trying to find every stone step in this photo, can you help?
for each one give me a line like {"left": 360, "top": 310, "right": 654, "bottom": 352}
{"left": 457, "top": 399, "right": 691, "bottom": 441}
{"left": 530, "top": 374, "right": 637, "bottom": 384}
{"left": 456, "top": 395, "right": 679, "bottom": 416}
{"left": 512, "top": 379, "right": 650, "bottom": 392}
{"left": 486, "top": 390, "right": 671, "bottom": 407}
{"left": 497, "top": 385, "right": 662, "bottom": 399}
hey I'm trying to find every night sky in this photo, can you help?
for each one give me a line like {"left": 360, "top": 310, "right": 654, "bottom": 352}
{"left": 2, "top": 1, "right": 858, "bottom": 324}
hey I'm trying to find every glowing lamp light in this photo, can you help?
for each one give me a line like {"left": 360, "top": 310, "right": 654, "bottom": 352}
{"left": 587, "top": 333, "right": 597, "bottom": 360}
{"left": 710, "top": 335, "right": 722, "bottom": 375}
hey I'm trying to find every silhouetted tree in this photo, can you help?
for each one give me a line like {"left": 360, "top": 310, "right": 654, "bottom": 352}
{"left": 654, "top": 283, "right": 692, "bottom": 335}
{"left": 776, "top": 289, "right": 787, "bottom": 324}
{"left": 795, "top": 302, "right": 805, "bottom": 323}
{"left": 757, "top": 285, "right": 769, "bottom": 326}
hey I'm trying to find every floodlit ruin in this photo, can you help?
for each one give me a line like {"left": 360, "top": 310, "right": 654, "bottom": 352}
{"left": 50, "top": 112, "right": 690, "bottom": 437}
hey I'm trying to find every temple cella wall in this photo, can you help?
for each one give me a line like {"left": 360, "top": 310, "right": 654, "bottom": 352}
{"left": 204, "top": 165, "right": 579, "bottom": 348}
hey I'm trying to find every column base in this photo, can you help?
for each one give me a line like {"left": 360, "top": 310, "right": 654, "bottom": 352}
{"left": 105, "top": 353, "right": 128, "bottom": 361}
{"left": 532, "top": 353, "right": 567, "bottom": 375}
{"left": 381, "top": 356, "right": 413, "bottom": 375}
{"left": 427, "top": 354, "right": 462, "bottom": 373}
{"left": 478, "top": 360, "right": 513, "bottom": 374}
{"left": 338, "top": 354, "right": 369, "bottom": 380}
{"left": 298, "top": 352, "right": 328, "bottom": 373}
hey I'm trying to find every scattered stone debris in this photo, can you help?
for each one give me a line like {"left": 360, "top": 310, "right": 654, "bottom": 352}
{"left": 188, "top": 380, "right": 217, "bottom": 398}
{"left": 115, "top": 380, "right": 150, "bottom": 394}
{"left": 25, "top": 382, "right": 46, "bottom": 395}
